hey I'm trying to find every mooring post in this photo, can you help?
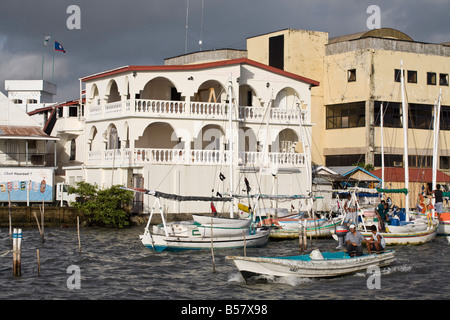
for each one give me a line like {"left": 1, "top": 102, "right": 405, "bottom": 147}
{"left": 37, "top": 249, "right": 41, "bottom": 276}
{"left": 13, "top": 228, "right": 22, "bottom": 277}
{"left": 210, "top": 218, "right": 215, "bottom": 273}
{"left": 77, "top": 216, "right": 81, "bottom": 253}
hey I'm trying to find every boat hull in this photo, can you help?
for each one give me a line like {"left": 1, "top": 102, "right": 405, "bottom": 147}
{"left": 361, "top": 222, "right": 438, "bottom": 245}
{"left": 192, "top": 215, "right": 251, "bottom": 228}
{"left": 269, "top": 219, "right": 342, "bottom": 239}
{"left": 226, "top": 251, "right": 395, "bottom": 281}
{"left": 140, "top": 228, "right": 270, "bottom": 252}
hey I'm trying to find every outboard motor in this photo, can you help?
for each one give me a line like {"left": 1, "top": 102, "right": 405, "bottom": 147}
{"left": 335, "top": 225, "right": 349, "bottom": 249}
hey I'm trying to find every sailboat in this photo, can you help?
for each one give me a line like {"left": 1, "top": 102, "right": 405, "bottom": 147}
{"left": 134, "top": 76, "right": 270, "bottom": 252}
{"left": 360, "top": 61, "right": 438, "bottom": 244}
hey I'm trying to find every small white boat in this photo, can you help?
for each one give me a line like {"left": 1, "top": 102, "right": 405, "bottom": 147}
{"left": 359, "top": 220, "right": 439, "bottom": 245}
{"left": 226, "top": 249, "right": 395, "bottom": 282}
{"left": 192, "top": 214, "right": 251, "bottom": 228}
{"left": 141, "top": 227, "right": 270, "bottom": 252}
{"left": 264, "top": 217, "right": 342, "bottom": 240}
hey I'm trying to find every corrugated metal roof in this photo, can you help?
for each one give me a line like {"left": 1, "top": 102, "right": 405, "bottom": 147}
{"left": 0, "top": 125, "right": 53, "bottom": 139}
{"left": 371, "top": 168, "right": 450, "bottom": 183}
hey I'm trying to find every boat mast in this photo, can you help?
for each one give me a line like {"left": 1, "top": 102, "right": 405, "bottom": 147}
{"left": 381, "top": 102, "right": 385, "bottom": 190}
{"left": 228, "top": 75, "right": 234, "bottom": 218}
{"left": 400, "top": 61, "right": 409, "bottom": 219}
{"left": 432, "top": 88, "right": 442, "bottom": 191}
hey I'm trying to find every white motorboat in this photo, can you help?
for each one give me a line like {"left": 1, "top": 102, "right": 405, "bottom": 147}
{"left": 226, "top": 249, "right": 395, "bottom": 282}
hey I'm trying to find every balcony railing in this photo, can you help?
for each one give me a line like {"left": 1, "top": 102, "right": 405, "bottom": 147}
{"left": 87, "top": 148, "right": 305, "bottom": 167}
{"left": 87, "top": 99, "right": 306, "bottom": 123}
{"left": 0, "top": 152, "right": 56, "bottom": 167}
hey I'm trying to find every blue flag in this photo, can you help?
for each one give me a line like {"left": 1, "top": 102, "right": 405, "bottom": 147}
{"left": 54, "top": 41, "right": 66, "bottom": 53}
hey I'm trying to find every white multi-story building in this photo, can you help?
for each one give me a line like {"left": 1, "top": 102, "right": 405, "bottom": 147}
{"left": 60, "top": 57, "right": 318, "bottom": 215}
{"left": 4, "top": 80, "right": 56, "bottom": 115}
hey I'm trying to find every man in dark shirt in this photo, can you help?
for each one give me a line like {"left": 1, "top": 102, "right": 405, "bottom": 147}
{"left": 433, "top": 184, "right": 443, "bottom": 218}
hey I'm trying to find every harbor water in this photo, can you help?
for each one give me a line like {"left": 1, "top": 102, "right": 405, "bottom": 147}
{"left": 0, "top": 225, "right": 449, "bottom": 303}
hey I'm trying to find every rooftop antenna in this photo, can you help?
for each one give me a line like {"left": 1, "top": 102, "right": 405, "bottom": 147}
{"left": 199, "top": 0, "right": 205, "bottom": 51}
{"left": 185, "top": 0, "right": 189, "bottom": 53}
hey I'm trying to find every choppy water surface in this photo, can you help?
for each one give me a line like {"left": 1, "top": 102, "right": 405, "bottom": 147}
{"left": 0, "top": 225, "right": 449, "bottom": 301}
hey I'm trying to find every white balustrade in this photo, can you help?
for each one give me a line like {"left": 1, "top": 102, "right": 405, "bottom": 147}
{"left": 87, "top": 147, "right": 305, "bottom": 167}
{"left": 104, "top": 101, "right": 122, "bottom": 114}
{"left": 190, "top": 102, "right": 226, "bottom": 117}
{"left": 135, "top": 99, "right": 185, "bottom": 115}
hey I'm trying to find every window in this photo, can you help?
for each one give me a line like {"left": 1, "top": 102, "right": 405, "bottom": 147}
{"left": 347, "top": 69, "right": 356, "bottom": 82}
{"left": 70, "top": 139, "right": 76, "bottom": 160}
{"left": 27, "top": 99, "right": 38, "bottom": 104}
{"left": 409, "top": 103, "right": 432, "bottom": 129}
{"left": 326, "top": 102, "right": 365, "bottom": 129}
{"left": 440, "top": 73, "right": 449, "bottom": 86}
{"left": 407, "top": 70, "right": 417, "bottom": 83}
{"left": 394, "top": 69, "right": 403, "bottom": 82}
{"left": 374, "top": 101, "right": 402, "bottom": 128}
{"left": 408, "top": 155, "right": 432, "bottom": 168}
{"left": 374, "top": 154, "right": 403, "bottom": 167}
{"left": 6, "top": 140, "right": 18, "bottom": 160}
{"left": 12, "top": 99, "right": 22, "bottom": 104}
{"left": 427, "top": 72, "right": 436, "bottom": 85}
{"left": 440, "top": 156, "right": 450, "bottom": 170}
{"left": 440, "top": 106, "right": 450, "bottom": 130}
{"left": 325, "top": 154, "right": 365, "bottom": 167}
{"left": 269, "top": 35, "right": 284, "bottom": 70}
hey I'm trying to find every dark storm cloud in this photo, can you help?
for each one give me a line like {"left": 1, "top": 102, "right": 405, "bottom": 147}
{"left": 0, "top": 0, "right": 448, "bottom": 102}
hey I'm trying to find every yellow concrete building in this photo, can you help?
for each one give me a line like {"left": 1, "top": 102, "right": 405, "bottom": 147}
{"left": 247, "top": 28, "right": 450, "bottom": 178}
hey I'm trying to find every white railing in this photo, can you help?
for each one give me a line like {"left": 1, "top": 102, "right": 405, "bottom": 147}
{"left": 87, "top": 100, "right": 307, "bottom": 123}
{"left": 105, "top": 101, "right": 122, "bottom": 115}
{"left": 87, "top": 148, "right": 305, "bottom": 167}
{"left": 135, "top": 99, "right": 186, "bottom": 115}
{"left": 190, "top": 102, "right": 226, "bottom": 117}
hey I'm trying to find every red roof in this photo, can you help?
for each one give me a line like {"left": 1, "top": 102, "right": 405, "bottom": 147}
{"left": 371, "top": 168, "right": 450, "bottom": 183}
{"left": 80, "top": 58, "right": 320, "bottom": 86}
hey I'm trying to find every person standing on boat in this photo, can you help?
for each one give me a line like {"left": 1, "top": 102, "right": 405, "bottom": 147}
{"left": 345, "top": 224, "right": 366, "bottom": 257}
{"left": 375, "top": 200, "right": 389, "bottom": 232}
{"left": 343, "top": 194, "right": 357, "bottom": 225}
{"left": 366, "top": 225, "right": 386, "bottom": 254}
{"left": 432, "top": 184, "right": 443, "bottom": 218}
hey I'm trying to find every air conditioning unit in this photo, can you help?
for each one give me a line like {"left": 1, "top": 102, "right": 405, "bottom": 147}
{"left": 393, "top": 161, "right": 403, "bottom": 167}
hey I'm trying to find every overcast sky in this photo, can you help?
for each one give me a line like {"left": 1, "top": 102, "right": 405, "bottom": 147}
{"left": 0, "top": 0, "right": 448, "bottom": 102}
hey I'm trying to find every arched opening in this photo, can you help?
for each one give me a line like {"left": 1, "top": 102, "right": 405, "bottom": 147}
{"left": 107, "top": 124, "right": 120, "bottom": 149}
{"left": 135, "top": 122, "right": 178, "bottom": 149}
{"left": 141, "top": 77, "right": 181, "bottom": 101}
{"left": 193, "top": 80, "right": 226, "bottom": 103}
{"left": 107, "top": 80, "right": 121, "bottom": 103}
{"left": 273, "top": 128, "right": 299, "bottom": 153}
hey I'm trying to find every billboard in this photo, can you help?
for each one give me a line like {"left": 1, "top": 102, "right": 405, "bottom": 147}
{"left": 0, "top": 168, "right": 54, "bottom": 202}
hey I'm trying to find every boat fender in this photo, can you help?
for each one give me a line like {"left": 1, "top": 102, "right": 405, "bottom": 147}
{"left": 309, "top": 249, "right": 324, "bottom": 260}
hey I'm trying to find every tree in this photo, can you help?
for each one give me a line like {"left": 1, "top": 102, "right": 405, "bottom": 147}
{"left": 68, "top": 182, "right": 134, "bottom": 228}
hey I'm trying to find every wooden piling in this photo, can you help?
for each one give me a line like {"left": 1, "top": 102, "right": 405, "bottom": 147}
{"left": 33, "top": 212, "right": 44, "bottom": 242}
{"left": 8, "top": 192, "right": 12, "bottom": 243}
{"left": 13, "top": 228, "right": 22, "bottom": 277}
{"left": 210, "top": 219, "right": 215, "bottom": 273}
{"left": 299, "top": 222, "right": 303, "bottom": 252}
{"left": 77, "top": 216, "right": 81, "bottom": 253}
{"left": 243, "top": 230, "right": 246, "bottom": 257}
{"left": 302, "top": 221, "right": 307, "bottom": 251}
{"left": 37, "top": 249, "right": 41, "bottom": 276}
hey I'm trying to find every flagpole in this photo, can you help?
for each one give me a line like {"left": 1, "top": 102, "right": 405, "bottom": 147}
{"left": 41, "top": 42, "right": 45, "bottom": 80}
{"left": 52, "top": 46, "right": 55, "bottom": 83}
